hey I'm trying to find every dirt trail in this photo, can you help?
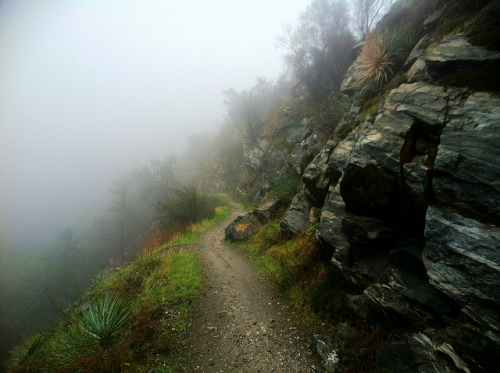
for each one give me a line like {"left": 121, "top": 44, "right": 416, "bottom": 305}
{"left": 184, "top": 202, "right": 322, "bottom": 372}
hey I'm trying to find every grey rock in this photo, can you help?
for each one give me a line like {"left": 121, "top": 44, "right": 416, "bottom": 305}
{"left": 280, "top": 191, "right": 314, "bottom": 237}
{"left": 252, "top": 182, "right": 271, "bottom": 206}
{"left": 287, "top": 144, "right": 308, "bottom": 175}
{"left": 313, "top": 334, "right": 339, "bottom": 372}
{"left": 225, "top": 198, "right": 283, "bottom": 240}
{"left": 225, "top": 213, "right": 262, "bottom": 240}
{"left": 243, "top": 141, "right": 264, "bottom": 170}
{"left": 314, "top": 188, "right": 351, "bottom": 278}
{"left": 387, "top": 269, "right": 451, "bottom": 316}
{"left": 424, "top": 206, "right": 500, "bottom": 337}
{"left": 313, "top": 324, "right": 356, "bottom": 373}
{"left": 426, "top": 33, "right": 500, "bottom": 78}
{"left": 384, "top": 83, "right": 451, "bottom": 126}
{"left": 347, "top": 283, "right": 433, "bottom": 328}
{"left": 340, "top": 63, "right": 359, "bottom": 95}
{"left": 406, "top": 35, "right": 434, "bottom": 83}
{"left": 328, "top": 121, "right": 371, "bottom": 177}
{"left": 302, "top": 139, "right": 339, "bottom": 206}
{"left": 342, "top": 213, "right": 399, "bottom": 250}
{"left": 407, "top": 57, "right": 430, "bottom": 83}
{"left": 433, "top": 91, "right": 500, "bottom": 223}
{"left": 377, "top": 333, "right": 470, "bottom": 373}
{"left": 254, "top": 197, "right": 283, "bottom": 223}
{"left": 286, "top": 118, "right": 313, "bottom": 144}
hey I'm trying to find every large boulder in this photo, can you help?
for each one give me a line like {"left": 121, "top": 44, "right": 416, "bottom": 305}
{"left": 347, "top": 283, "right": 434, "bottom": 329}
{"left": 422, "top": 87, "right": 500, "bottom": 341}
{"left": 424, "top": 206, "right": 500, "bottom": 341}
{"left": 432, "top": 91, "right": 500, "bottom": 223}
{"left": 302, "top": 138, "right": 340, "bottom": 206}
{"left": 376, "top": 333, "right": 470, "bottom": 373}
{"left": 225, "top": 213, "right": 262, "bottom": 240}
{"left": 313, "top": 81, "right": 500, "bottom": 361}
{"left": 426, "top": 33, "right": 500, "bottom": 78}
{"left": 407, "top": 32, "right": 500, "bottom": 89}
{"left": 225, "top": 198, "right": 283, "bottom": 240}
{"left": 280, "top": 191, "right": 315, "bottom": 237}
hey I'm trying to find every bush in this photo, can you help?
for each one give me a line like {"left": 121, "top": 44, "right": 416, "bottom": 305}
{"left": 158, "top": 186, "right": 217, "bottom": 227}
{"left": 269, "top": 177, "right": 302, "bottom": 202}
{"left": 387, "top": 25, "right": 422, "bottom": 62}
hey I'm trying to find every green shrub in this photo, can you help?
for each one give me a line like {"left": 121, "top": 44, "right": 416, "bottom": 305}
{"left": 269, "top": 177, "right": 302, "bottom": 202}
{"left": 158, "top": 186, "right": 217, "bottom": 227}
{"left": 387, "top": 25, "right": 422, "bottom": 62}
{"left": 466, "top": 9, "right": 500, "bottom": 51}
{"left": 336, "top": 121, "right": 358, "bottom": 140}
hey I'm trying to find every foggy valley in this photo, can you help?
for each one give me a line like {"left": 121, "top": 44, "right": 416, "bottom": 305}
{"left": 0, "top": 0, "right": 311, "bottom": 358}
{"left": 2, "top": 0, "right": 499, "bottom": 371}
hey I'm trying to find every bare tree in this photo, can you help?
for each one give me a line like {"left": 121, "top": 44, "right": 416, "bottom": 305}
{"left": 223, "top": 77, "right": 275, "bottom": 143}
{"left": 278, "top": 0, "right": 355, "bottom": 100}
{"left": 351, "top": 0, "right": 395, "bottom": 40}
{"left": 109, "top": 167, "right": 150, "bottom": 259}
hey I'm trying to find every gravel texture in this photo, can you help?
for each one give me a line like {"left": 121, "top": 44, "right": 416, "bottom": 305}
{"left": 183, "top": 202, "right": 323, "bottom": 372}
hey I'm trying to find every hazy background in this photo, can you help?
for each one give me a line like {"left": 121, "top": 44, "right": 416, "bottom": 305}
{"left": 0, "top": 0, "right": 311, "bottom": 249}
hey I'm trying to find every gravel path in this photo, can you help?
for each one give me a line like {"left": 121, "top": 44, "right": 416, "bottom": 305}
{"left": 183, "top": 202, "right": 323, "bottom": 372}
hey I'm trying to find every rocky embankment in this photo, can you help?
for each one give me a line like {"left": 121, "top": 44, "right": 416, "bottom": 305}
{"left": 226, "top": 3, "right": 500, "bottom": 371}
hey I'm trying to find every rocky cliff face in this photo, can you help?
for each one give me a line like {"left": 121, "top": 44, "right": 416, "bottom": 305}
{"left": 233, "top": 2, "right": 500, "bottom": 371}
{"left": 310, "top": 80, "right": 499, "bottom": 371}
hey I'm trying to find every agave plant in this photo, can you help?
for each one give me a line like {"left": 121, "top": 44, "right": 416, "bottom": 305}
{"left": 79, "top": 295, "right": 131, "bottom": 347}
{"left": 353, "top": 34, "right": 394, "bottom": 85}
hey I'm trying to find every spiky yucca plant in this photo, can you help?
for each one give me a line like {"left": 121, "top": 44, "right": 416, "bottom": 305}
{"left": 79, "top": 295, "right": 131, "bottom": 347}
{"left": 354, "top": 35, "right": 394, "bottom": 85}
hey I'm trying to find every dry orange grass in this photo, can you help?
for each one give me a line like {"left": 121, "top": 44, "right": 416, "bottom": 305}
{"left": 354, "top": 34, "right": 394, "bottom": 85}
{"left": 141, "top": 224, "right": 186, "bottom": 253}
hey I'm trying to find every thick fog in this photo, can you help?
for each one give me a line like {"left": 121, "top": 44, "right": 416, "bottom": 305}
{"left": 0, "top": 0, "right": 310, "bottom": 249}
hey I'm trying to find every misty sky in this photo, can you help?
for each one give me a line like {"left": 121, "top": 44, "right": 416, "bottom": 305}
{"left": 0, "top": 0, "right": 311, "bottom": 248}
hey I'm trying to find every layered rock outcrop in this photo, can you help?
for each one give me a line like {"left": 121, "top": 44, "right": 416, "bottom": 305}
{"left": 306, "top": 79, "right": 500, "bottom": 370}
{"left": 227, "top": 3, "right": 500, "bottom": 370}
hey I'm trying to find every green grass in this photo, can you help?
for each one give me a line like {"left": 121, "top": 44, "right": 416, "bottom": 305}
{"left": 228, "top": 220, "right": 321, "bottom": 301}
{"left": 336, "top": 120, "right": 358, "bottom": 139}
{"left": 229, "top": 192, "right": 255, "bottom": 211}
{"left": 227, "top": 219, "right": 386, "bottom": 372}
{"left": 268, "top": 177, "right": 302, "bottom": 202}
{"left": 6, "top": 202, "right": 231, "bottom": 373}
{"left": 162, "top": 204, "right": 231, "bottom": 247}
{"left": 274, "top": 136, "right": 296, "bottom": 153}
